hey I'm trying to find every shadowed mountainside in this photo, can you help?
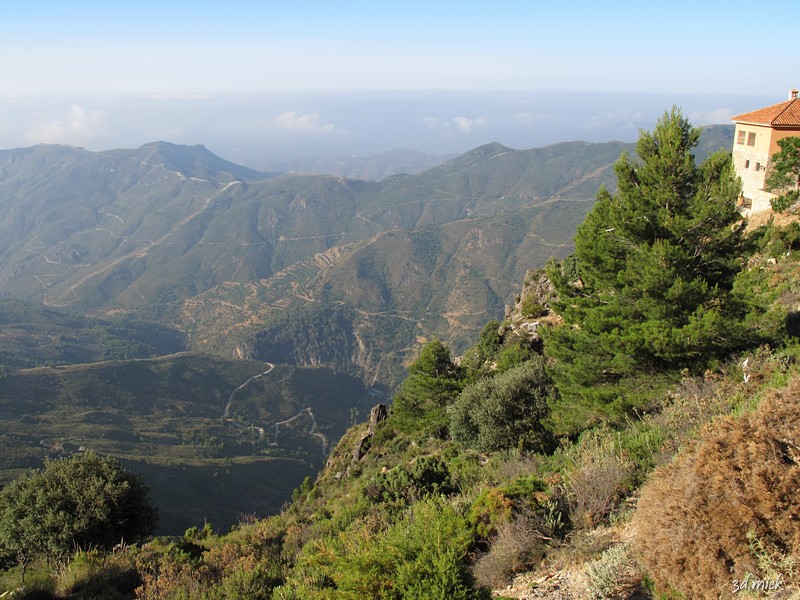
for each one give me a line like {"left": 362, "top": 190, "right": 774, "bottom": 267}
{"left": 0, "top": 349, "right": 376, "bottom": 533}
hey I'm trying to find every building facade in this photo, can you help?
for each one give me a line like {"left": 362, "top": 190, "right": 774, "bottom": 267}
{"left": 731, "top": 90, "right": 800, "bottom": 214}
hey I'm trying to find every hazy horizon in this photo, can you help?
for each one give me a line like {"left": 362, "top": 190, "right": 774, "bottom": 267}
{"left": 0, "top": 90, "right": 775, "bottom": 170}
{"left": 2, "top": 1, "right": 797, "bottom": 168}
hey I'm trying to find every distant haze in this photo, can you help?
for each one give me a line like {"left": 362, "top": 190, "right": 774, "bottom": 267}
{"left": 2, "top": 1, "right": 796, "bottom": 168}
{"left": 0, "top": 91, "right": 775, "bottom": 169}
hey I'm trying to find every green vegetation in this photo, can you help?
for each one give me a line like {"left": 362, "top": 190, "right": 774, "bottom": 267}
{"left": 391, "top": 338, "right": 465, "bottom": 437}
{"left": 0, "top": 136, "right": 661, "bottom": 388}
{"left": 450, "top": 356, "right": 554, "bottom": 453}
{"left": 0, "top": 353, "right": 376, "bottom": 534}
{"left": 544, "top": 108, "right": 782, "bottom": 435}
{"left": 3, "top": 119, "right": 800, "bottom": 598}
{"left": 0, "top": 299, "right": 185, "bottom": 369}
{"left": 767, "top": 136, "right": 800, "bottom": 212}
{"left": 0, "top": 452, "right": 156, "bottom": 573}
{"left": 0, "top": 130, "right": 731, "bottom": 387}
{"left": 250, "top": 304, "right": 358, "bottom": 375}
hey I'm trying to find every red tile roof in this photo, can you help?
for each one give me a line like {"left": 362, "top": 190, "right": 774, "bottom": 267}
{"left": 732, "top": 96, "right": 800, "bottom": 127}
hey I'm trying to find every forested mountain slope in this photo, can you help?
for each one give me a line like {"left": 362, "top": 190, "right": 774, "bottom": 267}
{"left": 0, "top": 128, "right": 732, "bottom": 385}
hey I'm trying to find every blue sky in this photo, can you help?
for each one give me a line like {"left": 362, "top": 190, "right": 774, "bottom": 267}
{"left": 1, "top": 1, "right": 798, "bottom": 162}
{"left": 3, "top": 0, "right": 797, "bottom": 95}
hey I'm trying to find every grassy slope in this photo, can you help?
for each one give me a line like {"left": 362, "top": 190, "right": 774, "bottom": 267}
{"left": 112, "top": 223, "right": 800, "bottom": 598}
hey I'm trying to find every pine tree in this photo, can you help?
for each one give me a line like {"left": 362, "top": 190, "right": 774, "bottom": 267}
{"left": 391, "top": 338, "right": 464, "bottom": 437}
{"left": 544, "top": 108, "right": 775, "bottom": 435}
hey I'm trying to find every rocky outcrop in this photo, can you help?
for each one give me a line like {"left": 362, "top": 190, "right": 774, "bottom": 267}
{"left": 503, "top": 268, "right": 561, "bottom": 345}
{"left": 367, "top": 403, "right": 388, "bottom": 435}
{"left": 352, "top": 403, "right": 387, "bottom": 463}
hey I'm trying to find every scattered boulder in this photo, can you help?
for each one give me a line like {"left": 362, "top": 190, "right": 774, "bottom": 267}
{"left": 367, "top": 403, "right": 388, "bottom": 435}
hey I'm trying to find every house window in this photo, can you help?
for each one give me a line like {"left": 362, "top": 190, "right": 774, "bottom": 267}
{"left": 745, "top": 160, "right": 750, "bottom": 168}
{"left": 756, "top": 162, "right": 761, "bottom": 171}
{"left": 747, "top": 132, "right": 756, "bottom": 146}
{"left": 737, "top": 130, "right": 746, "bottom": 144}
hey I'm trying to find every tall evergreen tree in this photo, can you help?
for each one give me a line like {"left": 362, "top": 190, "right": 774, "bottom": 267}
{"left": 392, "top": 338, "right": 464, "bottom": 437}
{"left": 544, "top": 108, "right": 775, "bottom": 434}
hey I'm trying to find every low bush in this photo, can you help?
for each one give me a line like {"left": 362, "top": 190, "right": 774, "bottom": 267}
{"left": 585, "top": 543, "right": 641, "bottom": 600}
{"left": 280, "top": 497, "right": 489, "bottom": 599}
{"left": 564, "top": 430, "right": 633, "bottom": 529}
{"left": 519, "top": 295, "right": 548, "bottom": 319}
{"left": 469, "top": 489, "right": 513, "bottom": 540}
{"left": 471, "top": 512, "right": 548, "bottom": 589}
{"left": 450, "top": 357, "right": 554, "bottom": 454}
{"left": 631, "top": 380, "right": 800, "bottom": 598}
{"left": 57, "top": 550, "right": 140, "bottom": 600}
{"left": 363, "top": 455, "right": 453, "bottom": 504}
{"left": 770, "top": 190, "right": 800, "bottom": 214}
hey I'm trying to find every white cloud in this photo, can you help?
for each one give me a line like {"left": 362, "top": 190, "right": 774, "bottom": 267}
{"left": 23, "top": 104, "right": 103, "bottom": 145}
{"left": 689, "top": 107, "right": 734, "bottom": 125}
{"left": 271, "top": 111, "right": 336, "bottom": 133}
{"left": 453, "top": 115, "right": 488, "bottom": 133}
{"left": 423, "top": 115, "right": 489, "bottom": 135}
{"left": 583, "top": 110, "right": 646, "bottom": 132}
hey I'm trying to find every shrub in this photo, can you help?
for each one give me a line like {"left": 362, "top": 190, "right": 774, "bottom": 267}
{"left": 585, "top": 544, "right": 641, "bottom": 600}
{"left": 477, "top": 320, "right": 503, "bottom": 360}
{"left": 631, "top": 380, "right": 800, "bottom": 598}
{"left": 391, "top": 339, "right": 465, "bottom": 438}
{"left": 134, "top": 517, "right": 285, "bottom": 600}
{"left": 0, "top": 451, "right": 157, "bottom": 570}
{"left": 364, "top": 467, "right": 412, "bottom": 504}
{"left": 468, "top": 475, "right": 565, "bottom": 545}
{"left": 564, "top": 430, "right": 633, "bottom": 529}
{"left": 519, "top": 295, "right": 548, "bottom": 319}
{"left": 471, "top": 512, "right": 548, "bottom": 589}
{"left": 364, "top": 456, "right": 453, "bottom": 504}
{"left": 58, "top": 550, "right": 141, "bottom": 600}
{"left": 282, "top": 498, "right": 488, "bottom": 599}
{"left": 0, "top": 561, "right": 56, "bottom": 598}
{"left": 766, "top": 221, "right": 800, "bottom": 255}
{"left": 450, "top": 357, "right": 555, "bottom": 453}
{"left": 615, "top": 420, "right": 665, "bottom": 483}
{"left": 493, "top": 341, "right": 536, "bottom": 374}
{"left": 770, "top": 191, "right": 798, "bottom": 213}
{"left": 469, "top": 489, "right": 513, "bottom": 539}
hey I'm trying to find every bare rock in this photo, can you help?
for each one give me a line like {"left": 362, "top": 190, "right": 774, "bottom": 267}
{"left": 367, "top": 403, "right": 388, "bottom": 435}
{"left": 351, "top": 403, "right": 388, "bottom": 464}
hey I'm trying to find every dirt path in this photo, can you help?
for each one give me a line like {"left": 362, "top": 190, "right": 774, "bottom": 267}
{"left": 222, "top": 362, "right": 275, "bottom": 419}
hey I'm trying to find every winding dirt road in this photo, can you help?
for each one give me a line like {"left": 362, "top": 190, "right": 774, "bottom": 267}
{"left": 222, "top": 362, "right": 275, "bottom": 419}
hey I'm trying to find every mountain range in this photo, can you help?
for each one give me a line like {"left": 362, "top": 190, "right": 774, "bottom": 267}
{"left": 0, "top": 124, "right": 734, "bottom": 531}
{"left": 260, "top": 148, "right": 456, "bottom": 180}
